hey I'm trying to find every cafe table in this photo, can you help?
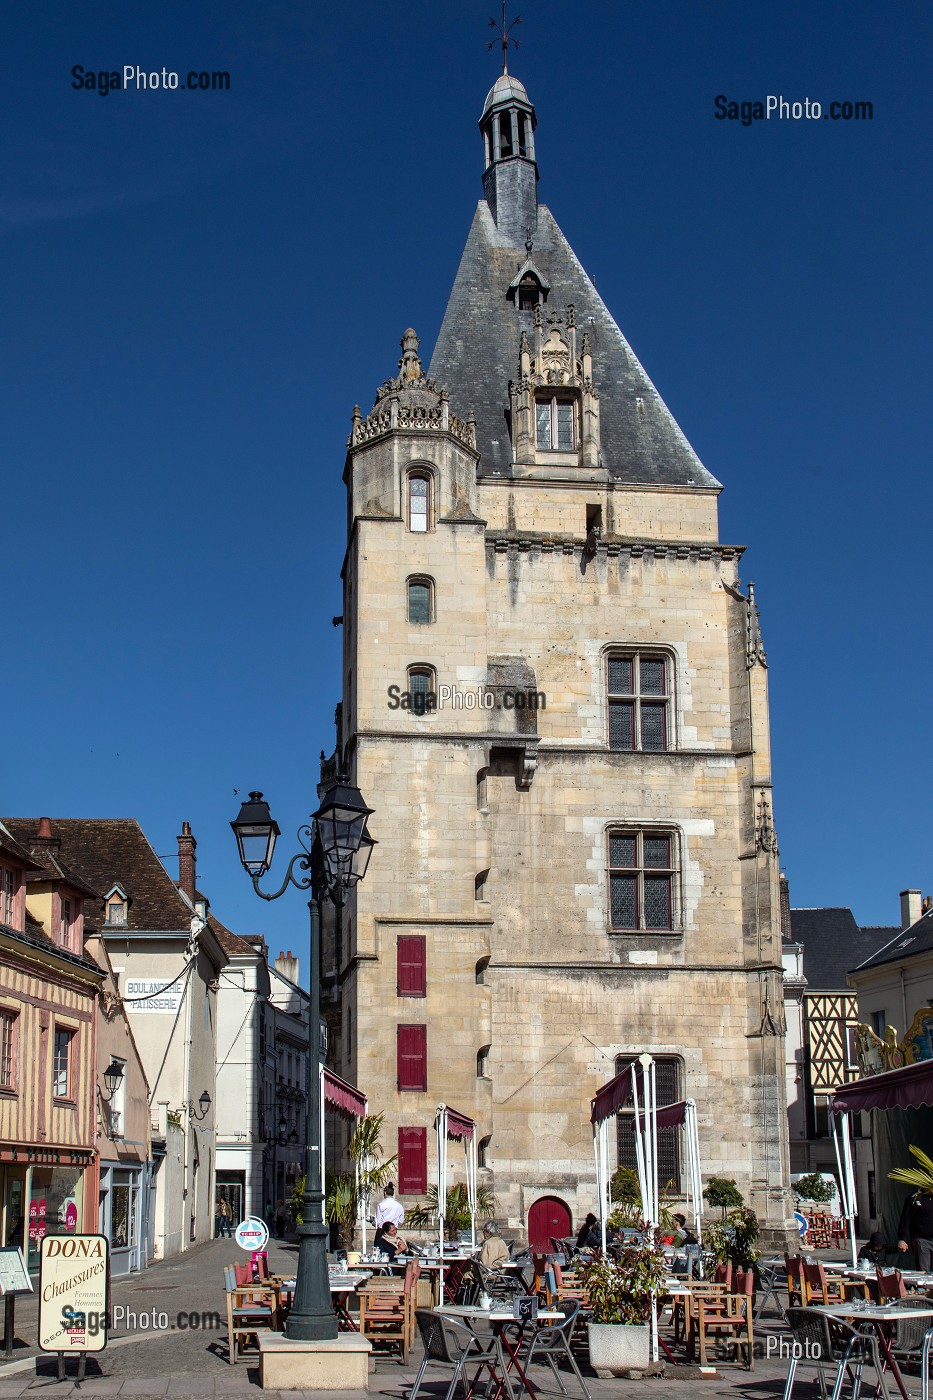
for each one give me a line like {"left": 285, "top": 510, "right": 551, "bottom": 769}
{"left": 811, "top": 1300, "right": 933, "bottom": 1400}
{"left": 435, "top": 1303, "right": 565, "bottom": 1399}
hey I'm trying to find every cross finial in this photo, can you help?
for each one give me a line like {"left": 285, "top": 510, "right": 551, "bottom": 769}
{"left": 488, "top": 1, "right": 521, "bottom": 75}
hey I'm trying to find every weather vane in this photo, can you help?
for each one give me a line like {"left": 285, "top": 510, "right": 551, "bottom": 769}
{"left": 488, "top": 2, "right": 521, "bottom": 75}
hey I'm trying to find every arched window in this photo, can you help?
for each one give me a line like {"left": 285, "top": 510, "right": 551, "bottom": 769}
{"left": 476, "top": 1045, "right": 491, "bottom": 1079}
{"left": 478, "top": 1134, "right": 491, "bottom": 1169}
{"left": 407, "top": 576, "right": 434, "bottom": 624}
{"left": 406, "top": 665, "right": 436, "bottom": 716}
{"left": 474, "top": 869, "right": 489, "bottom": 901}
{"left": 407, "top": 473, "right": 431, "bottom": 532}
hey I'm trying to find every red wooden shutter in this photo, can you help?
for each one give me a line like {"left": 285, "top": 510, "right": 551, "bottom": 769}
{"left": 397, "top": 1024, "right": 427, "bottom": 1090}
{"left": 397, "top": 936, "right": 426, "bottom": 997}
{"left": 398, "top": 1126, "right": 427, "bottom": 1194}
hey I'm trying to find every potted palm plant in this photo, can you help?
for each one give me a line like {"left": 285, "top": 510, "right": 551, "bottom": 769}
{"left": 579, "top": 1228, "right": 668, "bottom": 1374}
{"left": 405, "top": 1182, "right": 499, "bottom": 1241}
{"left": 290, "top": 1112, "right": 396, "bottom": 1249}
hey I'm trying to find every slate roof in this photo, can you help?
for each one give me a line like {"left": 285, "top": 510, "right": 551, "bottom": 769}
{"left": 851, "top": 910, "right": 933, "bottom": 973}
{"left": 3, "top": 818, "right": 196, "bottom": 934}
{"left": 789, "top": 906, "right": 900, "bottom": 989}
{"left": 429, "top": 180, "right": 719, "bottom": 489}
{"left": 208, "top": 909, "right": 256, "bottom": 958}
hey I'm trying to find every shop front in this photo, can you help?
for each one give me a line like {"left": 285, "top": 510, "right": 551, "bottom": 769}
{"left": 0, "top": 1147, "right": 96, "bottom": 1274}
{"left": 99, "top": 1162, "right": 144, "bottom": 1275}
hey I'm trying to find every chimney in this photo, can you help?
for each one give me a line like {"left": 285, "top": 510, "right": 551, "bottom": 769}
{"left": 30, "top": 816, "right": 61, "bottom": 853}
{"left": 900, "top": 889, "right": 922, "bottom": 930}
{"left": 177, "top": 822, "right": 197, "bottom": 903}
{"left": 274, "top": 951, "right": 300, "bottom": 985}
{"left": 779, "top": 871, "right": 792, "bottom": 941}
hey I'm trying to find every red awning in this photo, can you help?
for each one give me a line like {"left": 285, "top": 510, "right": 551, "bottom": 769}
{"left": 441, "top": 1106, "right": 475, "bottom": 1140}
{"left": 831, "top": 1059, "right": 933, "bottom": 1115}
{"left": 591, "top": 1066, "right": 636, "bottom": 1125}
{"left": 632, "top": 1100, "right": 689, "bottom": 1131}
{"left": 323, "top": 1067, "right": 367, "bottom": 1119}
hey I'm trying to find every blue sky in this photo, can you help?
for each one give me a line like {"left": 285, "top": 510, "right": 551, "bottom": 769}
{"left": 4, "top": 0, "right": 931, "bottom": 962}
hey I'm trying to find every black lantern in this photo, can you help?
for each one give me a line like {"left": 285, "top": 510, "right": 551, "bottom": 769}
{"left": 279, "top": 1113, "right": 288, "bottom": 1139}
{"left": 198, "top": 1091, "right": 212, "bottom": 1116}
{"left": 312, "top": 782, "right": 373, "bottom": 873}
{"left": 102, "top": 1059, "right": 124, "bottom": 1101}
{"left": 230, "top": 792, "right": 280, "bottom": 876}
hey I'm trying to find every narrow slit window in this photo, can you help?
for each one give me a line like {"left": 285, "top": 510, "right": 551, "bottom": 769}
{"left": 408, "top": 474, "right": 430, "bottom": 532}
{"left": 407, "top": 578, "right": 433, "bottom": 624}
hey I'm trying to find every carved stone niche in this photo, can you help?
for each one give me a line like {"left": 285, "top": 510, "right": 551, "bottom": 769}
{"left": 509, "top": 303, "right": 601, "bottom": 468}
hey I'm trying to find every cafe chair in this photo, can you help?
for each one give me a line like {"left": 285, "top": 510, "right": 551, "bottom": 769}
{"left": 222, "top": 1264, "right": 276, "bottom": 1364}
{"left": 782, "top": 1307, "right": 891, "bottom": 1400}
{"left": 887, "top": 1294, "right": 933, "bottom": 1391}
{"left": 409, "top": 1309, "right": 514, "bottom": 1400}
{"left": 801, "top": 1261, "right": 846, "bottom": 1307}
{"left": 687, "top": 1270, "right": 755, "bottom": 1370}
{"left": 876, "top": 1267, "right": 908, "bottom": 1301}
{"left": 359, "top": 1283, "right": 408, "bottom": 1360}
{"left": 784, "top": 1254, "right": 804, "bottom": 1309}
{"left": 521, "top": 1300, "right": 592, "bottom": 1400}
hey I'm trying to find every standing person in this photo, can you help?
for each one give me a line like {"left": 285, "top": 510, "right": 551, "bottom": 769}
{"left": 897, "top": 1186, "right": 933, "bottom": 1270}
{"left": 373, "top": 1183, "right": 405, "bottom": 1231}
{"left": 218, "top": 1198, "right": 233, "bottom": 1238}
{"left": 274, "top": 1199, "right": 288, "bottom": 1240}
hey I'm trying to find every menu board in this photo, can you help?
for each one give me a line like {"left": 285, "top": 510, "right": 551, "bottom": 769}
{"left": 0, "top": 1247, "right": 32, "bottom": 1296}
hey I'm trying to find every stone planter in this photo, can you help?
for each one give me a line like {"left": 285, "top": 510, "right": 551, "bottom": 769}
{"left": 587, "top": 1321, "right": 651, "bottom": 1375}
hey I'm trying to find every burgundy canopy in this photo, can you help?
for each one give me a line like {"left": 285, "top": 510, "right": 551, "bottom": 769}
{"left": 591, "top": 1066, "right": 637, "bottom": 1125}
{"left": 631, "top": 1100, "right": 689, "bottom": 1131}
{"left": 442, "top": 1107, "right": 475, "bottom": 1141}
{"left": 831, "top": 1059, "right": 933, "bottom": 1115}
{"left": 323, "top": 1067, "right": 367, "bottom": 1119}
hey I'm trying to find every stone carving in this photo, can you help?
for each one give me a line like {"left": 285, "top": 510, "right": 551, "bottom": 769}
{"left": 349, "top": 329, "right": 477, "bottom": 450}
{"left": 746, "top": 581, "right": 768, "bottom": 669}
{"left": 755, "top": 790, "right": 779, "bottom": 855}
{"left": 509, "top": 304, "right": 601, "bottom": 467}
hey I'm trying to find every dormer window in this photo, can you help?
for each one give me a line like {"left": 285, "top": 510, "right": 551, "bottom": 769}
{"left": 518, "top": 277, "right": 540, "bottom": 310}
{"left": 536, "top": 396, "right": 575, "bottom": 451}
{"left": 104, "top": 885, "right": 129, "bottom": 927}
{"left": 60, "top": 897, "right": 74, "bottom": 950}
{"left": 1, "top": 867, "right": 17, "bottom": 927}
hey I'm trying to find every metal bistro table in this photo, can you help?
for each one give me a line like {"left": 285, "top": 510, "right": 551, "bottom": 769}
{"left": 436, "top": 1303, "right": 566, "bottom": 1399}
{"left": 812, "top": 1300, "right": 933, "bottom": 1400}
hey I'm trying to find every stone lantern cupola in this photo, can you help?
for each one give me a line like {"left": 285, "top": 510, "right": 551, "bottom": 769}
{"left": 480, "top": 73, "right": 538, "bottom": 245}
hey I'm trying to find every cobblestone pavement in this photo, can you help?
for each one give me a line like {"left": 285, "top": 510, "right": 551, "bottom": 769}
{"left": 0, "top": 1239, "right": 863, "bottom": 1398}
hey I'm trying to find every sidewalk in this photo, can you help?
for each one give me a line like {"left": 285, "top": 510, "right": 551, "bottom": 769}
{"left": 0, "top": 1238, "right": 804, "bottom": 1398}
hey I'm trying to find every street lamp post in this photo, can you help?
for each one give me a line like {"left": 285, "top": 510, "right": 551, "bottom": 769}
{"left": 231, "top": 782, "right": 375, "bottom": 1343}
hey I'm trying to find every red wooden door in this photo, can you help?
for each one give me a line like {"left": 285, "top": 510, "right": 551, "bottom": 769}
{"left": 527, "top": 1196, "right": 572, "bottom": 1251}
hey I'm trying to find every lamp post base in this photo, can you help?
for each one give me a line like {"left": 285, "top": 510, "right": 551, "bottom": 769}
{"left": 258, "top": 1332, "right": 371, "bottom": 1390}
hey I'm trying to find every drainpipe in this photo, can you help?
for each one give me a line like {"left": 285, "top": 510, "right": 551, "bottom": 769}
{"left": 900, "top": 968, "right": 909, "bottom": 1036}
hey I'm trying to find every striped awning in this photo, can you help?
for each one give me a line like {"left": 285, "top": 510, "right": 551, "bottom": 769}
{"left": 323, "top": 1068, "right": 367, "bottom": 1118}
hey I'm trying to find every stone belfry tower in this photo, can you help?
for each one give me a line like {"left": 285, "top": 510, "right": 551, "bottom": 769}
{"left": 326, "top": 59, "right": 793, "bottom": 1245}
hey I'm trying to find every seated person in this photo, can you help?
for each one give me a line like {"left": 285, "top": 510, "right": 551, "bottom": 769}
{"left": 672, "top": 1212, "right": 698, "bottom": 1246}
{"left": 476, "top": 1219, "right": 509, "bottom": 1270}
{"left": 858, "top": 1230, "right": 888, "bottom": 1267}
{"left": 373, "top": 1220, "right": 408, "bottom": 1259}
{"left": 576, "top": 1212, "right": 601, "bottom": 1249}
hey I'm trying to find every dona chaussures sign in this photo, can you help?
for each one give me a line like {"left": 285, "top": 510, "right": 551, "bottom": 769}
{"left": 38, "top": 1234, "right": 109, "bottom": 1353}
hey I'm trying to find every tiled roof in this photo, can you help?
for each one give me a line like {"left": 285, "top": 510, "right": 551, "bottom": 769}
{"left": 0, "top": 913, "right": 104, "bottom": 977}
{"left": 789, "top": 906, "right": 900, "bottom": 990}
{"left": 3, "top": 818, "right": 194, "bottom": 934}
{"left": 208, "top": 911, "right": 256, "bottom": 958}
{"left": 0, "top": 821, "right": 41, "bottom": 869}
{"left": 851, "top": 910, "right": 933, "bottom": 973}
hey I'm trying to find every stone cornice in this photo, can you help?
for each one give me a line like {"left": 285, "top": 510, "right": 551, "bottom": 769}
{"left": 485, "top": 530, "right": 743, "bottom": 561}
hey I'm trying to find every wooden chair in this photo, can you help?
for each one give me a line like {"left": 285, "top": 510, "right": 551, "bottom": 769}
{"left": 403, "top": 1261, "right": 421, "bottom": 1349}
{"left": 784, "top": 1254, "right": 804, "bottom": 1309}
{"left": 673, "top": 1280, "right": 727, "bottom": 1347}
{"left": 359, "top": 1284, "right": 408, "bottom": 1359}
{"left": 876, "top": 1266, "right": 907, "bottom": 1300}
{"left": 687, "top": 1272, "right": 754, "bottom": 1370}
{"left": 801, "top": 1261, "right": 845, "bottom": 1306}
{"left": 223, "top": 1264, "right": 277, "bottom": 1364}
